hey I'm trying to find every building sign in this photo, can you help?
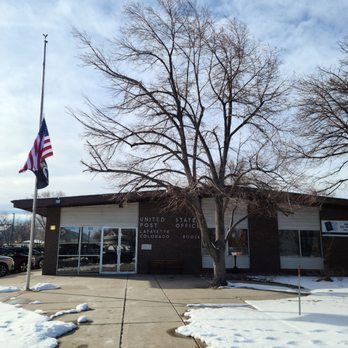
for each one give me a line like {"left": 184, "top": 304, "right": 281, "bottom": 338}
{"left": 139, "top": 215, "right": 200, "bottom": 240}
{"left": 139, "top": 216, "right": 171, "bottom": 239}
{"left": 321, "top": 220, "right": 348, "bottom": 236}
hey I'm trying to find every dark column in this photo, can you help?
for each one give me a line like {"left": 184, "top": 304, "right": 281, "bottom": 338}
{"left": 42, "top": 207, "right": 61, "bottom": 275}
{"left": 248, "top": 211, "right": 281, "bottom": 273}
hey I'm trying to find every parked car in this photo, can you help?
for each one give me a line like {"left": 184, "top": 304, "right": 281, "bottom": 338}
{"left": 0, "top": 247, "right": 35, "bottom": 272}
{"left": 0, "top": 255, "right": 15, "bottom": 277}
{"left": 32, "top": 248, "right": 44, "bottom": 268}
{"left": 4, "top": 245, "right": 44, "bottom": 269}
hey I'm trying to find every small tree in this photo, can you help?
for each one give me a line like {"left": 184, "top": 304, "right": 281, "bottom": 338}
{"left": 72, "top": 0, "right": 293, "bottom": 285}
{"left": 13, "top": 220, "right": 31, "bottom": 244}
{"left": 294, "top": 38, "right": 348, "bottom": 194}
{"left": 0, "top": 215, "right": 12, "bottom": 245}
{"left": 35, "top": 191, "right": 65, "bottom": 234}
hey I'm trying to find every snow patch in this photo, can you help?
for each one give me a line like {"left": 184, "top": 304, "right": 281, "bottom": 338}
{"left": 0, "top": 286, "right": 20, "bottom": 293}
{"left": 49, "top": 303, "right": 91, "bottom": 320}
{"left": 76, "top": 303, "right": 89, "bottom": 312}
{"left": 77, "top": 315, "right": 88, "bottom": 324}
{"left": 0, "top": 302, "right": 76, "bottom": 348}
{"left": 34, "top": 309, "right": 47, "bottom": 314}
{"left": 177, "top": 277, "right": 348, "bottom": 348}
{"left": 187, "top": 303, "right": 251, "bottom": 308}
{"left": 227, "top": 281, "right": 310, "bottom": 294}
{"left": 30, "top": 283, "right": 60, "bottom": 291}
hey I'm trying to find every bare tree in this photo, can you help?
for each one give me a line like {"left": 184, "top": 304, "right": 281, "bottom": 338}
{"left": 35, "top": 191, "right": 65, "bottom": 232}
{"left": 294, "top": 38, "right": 348, "bottom": 194}
{"left": 72, "top": 0, "right": 294, "bottom": 285}
{"left": 0, "top": 215, "right": 12, "bottom": 246}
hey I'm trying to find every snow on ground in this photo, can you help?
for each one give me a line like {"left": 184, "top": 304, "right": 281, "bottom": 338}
{"left": 0, "top": 286, "right": 20, "bottom": 293}
{"left": 77, "top": 315, "right": 88, "bottom": 324}
{"left": 249, "top": 275, "right": 348, "bottom": 293}
{"left": 0, "top": 283, "right": 60, "bottom": 293}
{"left": 227, "top": 282, "right": 310, "bottom": 294}
{"left": 0, "top": 282, "right": 81, "bottom": 347}
{"left": 31, "top": 283, "right": 60, "bottom": 291}
{"left": 177, "top": 277, "right": 348, "bottom": 348}
{"left": 49, "top": 303, "right": 90, "bottom": 320}
{"left": 0, "top": 302, "right": 76, "bottom": 348}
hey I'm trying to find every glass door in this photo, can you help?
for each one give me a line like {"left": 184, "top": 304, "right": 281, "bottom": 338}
{"left": 120, "top": 228, "right": 136, "bottom": 272}
{"left": 101, "top": 228, "right": 119, "bottom": 273}
{"left": 101, "top": 227, "right": 137, "bottom": 273}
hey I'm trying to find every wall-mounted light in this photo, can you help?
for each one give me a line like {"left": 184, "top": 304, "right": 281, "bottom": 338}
{"left": 56, "top": 197, "right": 60, "bottom": 204}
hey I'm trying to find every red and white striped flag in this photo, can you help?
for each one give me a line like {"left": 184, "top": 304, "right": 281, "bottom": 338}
{"left": 19, "top": 118, "right": 53, "bottom": 188}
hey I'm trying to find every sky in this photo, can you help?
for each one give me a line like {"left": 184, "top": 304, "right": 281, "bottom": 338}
{"left": 1, "top": 0, "right": 348, "bottom": 215}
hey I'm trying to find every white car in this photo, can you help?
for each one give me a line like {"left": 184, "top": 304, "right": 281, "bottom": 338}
{"left": 0, "top": 255, "right": 15, "bottom": 277}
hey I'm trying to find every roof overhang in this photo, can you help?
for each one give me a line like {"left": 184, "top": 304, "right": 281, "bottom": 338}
{"left": 11, "top": 191, "right": 162, "bottom": 217}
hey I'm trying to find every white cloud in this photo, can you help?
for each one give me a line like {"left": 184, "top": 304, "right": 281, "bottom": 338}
{"left": 1, "top": 0, "right": 348, "bottom": 213}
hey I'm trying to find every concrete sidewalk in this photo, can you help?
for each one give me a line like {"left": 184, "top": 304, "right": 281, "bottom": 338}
{"left": 0, "top": 271, "right": 294, "bottom": 347}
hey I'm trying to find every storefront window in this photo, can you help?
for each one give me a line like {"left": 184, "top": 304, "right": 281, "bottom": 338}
{"left": 57, "top": 225, "right": 137, "bottom": 274}
{"left": 300, "top": 230, "right": 322, "bottom": 257}
{"left": 79, "top": 256, "right": 101, "bottom": 273}
{"left": 279, "top": 230, "right": 322, "bottom": 257}
{"left": 58, "top": 226, "right": 80, "bottom": 255}
{"left": 57, "top": 256, "right": 78, "bottom": 274}
{"left": 279, "top": 230, "right": 299, "bottom": 256}
{"left": 80, "top": 226, "right": 101, "bottom": 255}
{"left": 227, "top": 229, "right": 249, "bottom": 255}
{"left": 201, "top": 228, "right": 249, "bottom": 256}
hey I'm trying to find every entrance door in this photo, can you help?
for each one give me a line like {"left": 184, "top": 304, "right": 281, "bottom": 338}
{"left": 101, "top": 227, "right": 136, "bottom": 273}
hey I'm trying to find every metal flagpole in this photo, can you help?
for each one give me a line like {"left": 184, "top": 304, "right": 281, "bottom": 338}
{"left": 25, "top": 34, "right": 48, "bottom": 291}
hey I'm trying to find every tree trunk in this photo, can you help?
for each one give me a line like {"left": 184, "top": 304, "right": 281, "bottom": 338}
{"left": 212, "top": 195, "right": 227, "bottom": 286}
{"left": 211, "top": 249, "right": 227, "bottom": 287}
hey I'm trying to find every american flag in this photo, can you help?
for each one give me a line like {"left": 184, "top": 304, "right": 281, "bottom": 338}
{"left": 19, "top": 118, "right": 53, "bottom": 173}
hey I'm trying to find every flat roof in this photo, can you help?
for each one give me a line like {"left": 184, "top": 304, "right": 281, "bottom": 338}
{"left": 11, "top": 191, "right": 161, "bottom": 216}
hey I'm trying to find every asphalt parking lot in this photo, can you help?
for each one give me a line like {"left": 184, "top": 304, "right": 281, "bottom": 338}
{"left": 0, "top": 270, "right": 295, "bottom": 347}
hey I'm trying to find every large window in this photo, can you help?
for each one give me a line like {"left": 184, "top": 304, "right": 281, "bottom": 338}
{"left": 201, "top": 228, "right": 249, "bottom": 256}
{"left": 57, "top": 226, "right": 80, "bottom": 274}
{"left": 80, "top": 226, "right": 101, "bottom": 255}
{"left": 300, "top": 230, "right": 322, "bottom": 257}
{"left": 57, "top": 226, "right": 102, "bottom": 274}
{"left": 227, "top": 229, "right": 249, "bottom": 255}
{"left": 279, "top": 230, "right": 322, "bottom": 257}
{"left": 58, "top": 226, "right": 80, "bottom": 255}
{"left": 57, "top": 225, "right": 136, "bottom": 274}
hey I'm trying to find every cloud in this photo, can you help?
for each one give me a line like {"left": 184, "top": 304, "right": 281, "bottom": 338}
{"left": 1, "top": 0, "right": 348, "bottom": 212}
{"left": 210, "top": 0, "right": 348, "bottom": 75}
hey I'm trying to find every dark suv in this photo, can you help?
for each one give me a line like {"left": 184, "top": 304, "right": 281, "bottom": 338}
{"left": 0, "top": 247, "right": 35, "bottom": 272}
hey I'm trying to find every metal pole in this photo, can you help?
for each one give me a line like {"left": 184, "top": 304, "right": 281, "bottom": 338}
{"left": 25, "top": 34, "right": 48, "bottom": 291}
{"left": 298, "top": 264, "right": 301, "bottom": 315}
